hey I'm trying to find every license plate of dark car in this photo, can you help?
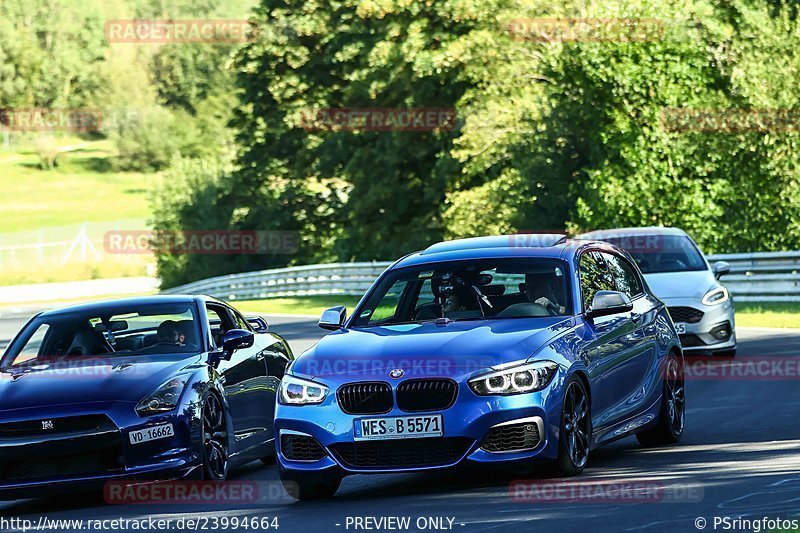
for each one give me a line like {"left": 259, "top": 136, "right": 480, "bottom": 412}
{"left": 354, "top": 414, "right": 443, "bottom": 441}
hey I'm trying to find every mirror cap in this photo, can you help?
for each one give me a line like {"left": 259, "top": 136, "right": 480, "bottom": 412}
{"left": 587, "top": 290, "right": 633, "bottom": 318}
{"left": 222, "top": 328, "right": 255, "bottom": 357}
{"left": 319, "top": 306, "right": 347, "bottom": 331}
{"left": 713, "top": 261, "right": 731, "bottom": 279}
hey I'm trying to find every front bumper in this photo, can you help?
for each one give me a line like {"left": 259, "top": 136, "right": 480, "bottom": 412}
{"left": 275, "top": 379, "right": 563, "bottom": 476}
{"left": 0, "top": 401, "right": 202, "bottom": 500}
{"left": 665, "top": 297, "right": 736, "bottom": 353}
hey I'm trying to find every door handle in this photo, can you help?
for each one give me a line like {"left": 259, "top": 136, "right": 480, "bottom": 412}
{"left": 631, "top": 312, "right": 642, "bottom": 323}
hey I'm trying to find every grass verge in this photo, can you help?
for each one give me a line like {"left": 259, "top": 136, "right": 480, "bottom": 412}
{"left": 233, "top": 296, "right": 363, "bottom": 316}
{"left": 735, "top": 302, "right": 800, "bottom": 329}
{"left": 233, "top": 297, "right": 800, "bottom": 328}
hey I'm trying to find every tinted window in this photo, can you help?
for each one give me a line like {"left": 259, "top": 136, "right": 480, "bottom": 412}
{"left": 579, "top": 252, "right": 615, "bottom": 308}
{"left": 352, "top": 258, "right": 571, "bottom": 326}
{"left": 603, "top": 252, "right": 643, "bottom": 298}
{"left": 602, "top": 235, "right": 706, "bottom": 274}
{"left": 0, "top": 303, "right": 201, "bottom": 367}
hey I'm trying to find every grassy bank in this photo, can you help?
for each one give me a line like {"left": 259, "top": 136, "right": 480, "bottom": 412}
{"left": 0, "top": 138, "right": 157, "bottom": 284}
{"left": 234, "top": 296, "right": 363, "bottom": 316}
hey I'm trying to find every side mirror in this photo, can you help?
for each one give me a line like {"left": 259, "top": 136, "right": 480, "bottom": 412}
{"left": 713, "top": 261, "right": 730, "bottom": 279}
{"left": 247, "top": 316, "right": 269, "bottom": 333}
{"left": 587, "top": 291, "right": 633, "bottom": 319}
{"left": 319, "top": 306, "right": 346, "bottom": 331}
{"left": 222, "top": 328, "right": 254, "bottom": 359}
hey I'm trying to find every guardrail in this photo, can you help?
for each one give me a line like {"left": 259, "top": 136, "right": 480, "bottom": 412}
{"left": 161, "top": 252, "right": 800, "bottom": 303}
{"left": 160, "top": 262, "right": 393, "bottom": 301}
{"left": 707, "top": 252, "right": 800, "bottom": 302}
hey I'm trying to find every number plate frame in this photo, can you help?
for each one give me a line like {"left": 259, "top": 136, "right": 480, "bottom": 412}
{"left": 354, "top": 414, "right": 443, "bottom": 441}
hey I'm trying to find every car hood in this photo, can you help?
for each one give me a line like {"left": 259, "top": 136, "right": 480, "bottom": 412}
{"left": 644, "top": 270, "right": 717, "bottom": 300}
{"left": 0, "top": 353, "right": 205, "bottom": 412}
{"left": 292, "top": 318, "right": 574, "bottom": 382}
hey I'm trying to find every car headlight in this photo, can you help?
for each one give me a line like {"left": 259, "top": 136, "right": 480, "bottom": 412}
{"left": 469, "top": 361, "right": 559, "bottom": 396}
{"left": 702, "top": 286, "right": 729, "bottom": 306}
{"left": 136, "top": 375, "right": 190, "bottom": 417}
{"left": 279, "top": 374, "right": 329, "bottom": 405}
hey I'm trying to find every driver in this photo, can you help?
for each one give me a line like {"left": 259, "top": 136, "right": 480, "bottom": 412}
{"left": 525, "top": 273, "right": 566, "bottom": 315}
{"left": 156, "top": 320, "right": 182, "bottom": 345}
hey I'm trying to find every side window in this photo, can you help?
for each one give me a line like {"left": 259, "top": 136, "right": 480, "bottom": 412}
{"left": 579, "top": 251, "right": 615, "bottom": 309}
{"left": 603, "top": 253, "right": 644, "bottom": 298}
{"left": 206, "top": 305, "right": 234, "bottom": 348}
{"left": 232, "top": 309, "right": 252, "bottom": 331}
{"left": 360, "top": 279, "right": 409, "bottom": 324}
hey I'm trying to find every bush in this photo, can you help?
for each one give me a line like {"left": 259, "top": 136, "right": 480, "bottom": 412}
{"left": 31, "top": 135, "right": 60, "bottom": 170}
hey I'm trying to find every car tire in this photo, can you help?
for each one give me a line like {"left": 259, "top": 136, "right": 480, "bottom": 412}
{"left": 636, "top": 353, "right": 685, "bottom": 447}
{"left": 201, "top": 393, "right": 230, "bottom": 481}
{"left": 555, "top": 376, "right": 591, "bottom": 477}
{"left": 279, "top": 467, "right": 341, "bottom": 500}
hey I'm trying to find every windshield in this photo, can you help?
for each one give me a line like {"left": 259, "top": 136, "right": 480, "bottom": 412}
{"left": 602, "top": 235, "right": 707, "bottom": 274}
{"left": 351, "top": 258, "right": 572, "bottom": 327}
{"left": 1, "top": 303, "right": 202, "bottom": 369}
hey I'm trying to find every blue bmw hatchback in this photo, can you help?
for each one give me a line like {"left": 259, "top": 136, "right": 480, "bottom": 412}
{"left": 276, "top": 235, "right": 685, "bottom": 499}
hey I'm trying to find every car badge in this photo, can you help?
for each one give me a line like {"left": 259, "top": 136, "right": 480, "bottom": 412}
{"left": 41, "top": 420, "right": 54, "bottom": 430}
{"left": 389, "top": 368, "right": 404, "bottom": 379}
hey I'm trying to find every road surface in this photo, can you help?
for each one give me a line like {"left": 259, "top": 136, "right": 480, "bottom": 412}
{"left": 1, "top": 315, "right": 799, "bottom": 533}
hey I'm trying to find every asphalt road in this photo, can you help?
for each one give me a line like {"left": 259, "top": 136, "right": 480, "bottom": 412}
{"left": 1, "top": 316, "right": 800, "bottom": 533}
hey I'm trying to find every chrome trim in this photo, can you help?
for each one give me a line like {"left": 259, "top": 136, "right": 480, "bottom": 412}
{"left": 480, "top": 416, "right": 544, "bottom": 454}
{"left": 279, "top": 429, "right": 312, "bottom": 438}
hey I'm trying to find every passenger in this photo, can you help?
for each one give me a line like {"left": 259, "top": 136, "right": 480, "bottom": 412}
{"left": 156, "top": 320, "right": 182, "bottom": 345}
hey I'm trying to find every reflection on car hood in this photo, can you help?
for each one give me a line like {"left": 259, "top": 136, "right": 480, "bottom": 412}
{"left": 644, "top": 270, "right": 717, "bottom": 300}
{"left": 0, "top": 353, "right": 204, "bottom": 412}
{"left": 292, "top": 318, "right": 574, "bottom": 381}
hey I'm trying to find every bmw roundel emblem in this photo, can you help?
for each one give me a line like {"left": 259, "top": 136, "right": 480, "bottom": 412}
{"left": 389, "top": 368, "right": 404, "bottom": 379}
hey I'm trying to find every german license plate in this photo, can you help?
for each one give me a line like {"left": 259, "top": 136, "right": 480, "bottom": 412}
{"left": 675, "top": 323, "right": 687, "bottom": 334}
{"left": 129, "top": 424, "right": 174, "bottom": 444}
{"left": 354, "top": 414, "right": 443, "bottom": 441}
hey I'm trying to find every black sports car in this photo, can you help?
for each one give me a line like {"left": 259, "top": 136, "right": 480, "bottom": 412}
{"left": 0, "top": 295, "right": 293, "bottom": 499}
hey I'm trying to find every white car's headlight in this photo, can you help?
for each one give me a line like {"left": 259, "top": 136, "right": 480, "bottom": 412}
{"left": 279, "top": 374, "right": 329, "bottom": 405}
{"left": 136, "top": 375, "right": 190, "bottom": 417}
{"left": 702, "top": 286, "right": 729, "bottom": 306}
{"left": 469, "top": 361, "right": 559, "bottom": 396}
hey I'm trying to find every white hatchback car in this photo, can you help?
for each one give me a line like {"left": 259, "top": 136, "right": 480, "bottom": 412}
{"left": 578, "top": 227, "right": 736, "bottom": 356}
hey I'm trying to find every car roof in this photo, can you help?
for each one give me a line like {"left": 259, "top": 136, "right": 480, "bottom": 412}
{"left": 392, "top": 234, "right": 612, "bottom": 269}
{"left": 38, "top": 294, "right": 213, "bottom": 318}
{"left": 577, "top": 226, "right": 688, "bottom": 239}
